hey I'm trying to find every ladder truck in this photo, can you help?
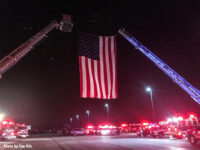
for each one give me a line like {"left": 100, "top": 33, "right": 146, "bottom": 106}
{"left": 119, "top": 29, "right": 200, "bottom": 104}
{"left": 0, "top": 14, "right": 73, "bottom": 79}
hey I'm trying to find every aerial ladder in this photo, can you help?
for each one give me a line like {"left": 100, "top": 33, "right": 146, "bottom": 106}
{"left": 119, "top": 29, "right": 200, "bottom": 104}
{"left": 0, "top": 15, "right": 73, "bottom": 78}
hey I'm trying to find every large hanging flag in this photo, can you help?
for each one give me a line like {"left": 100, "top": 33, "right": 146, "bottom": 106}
{"left": 79, "top": 33, "right": 118, "bottom": 99}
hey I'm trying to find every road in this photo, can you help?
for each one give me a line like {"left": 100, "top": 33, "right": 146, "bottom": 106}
{"left": 0, "top": 134, "right": 199, "bottom": 150}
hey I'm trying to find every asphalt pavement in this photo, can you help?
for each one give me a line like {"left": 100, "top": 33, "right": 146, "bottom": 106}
{"left": 0, "top": 133, "right": 199, "bottom": 150}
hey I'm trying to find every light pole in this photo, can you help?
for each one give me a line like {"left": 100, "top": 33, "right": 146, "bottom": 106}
{"left": 86, "top": 110, "right": 90, "bottom": 122}
{"left": 76, "top": 114, "right": 80, "bottom": 128}
{"left": 105, "top": 103, "right": 109, "bottom": 121}
{"left": 146, "top": 87, "right": 155, "bottom": 123}
{"left": 76, "top": 114, "right": 79, "bottom": 120}
{"left": 70, "top": 117, "right": 73, "bottom": 126}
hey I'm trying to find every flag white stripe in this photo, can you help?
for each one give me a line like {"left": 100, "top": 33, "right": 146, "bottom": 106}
{"left": 88, "top": 58, "right": 94, "bottom": 97}
{"left": 105, "top": 37, "right": 111, "bottom": 99}
{"left": 94, "top": 60, "right": 101, "bottom": 98}
{"left": 100, "top": 36, "right": 106, "bottom": 98}
{"left": 81, "top": 57, "right": 87, "bottom": 98}
{"left": 111, "top": 36, "right": 116, "bottom": 98}
{"left": 79, "top": 35, "right": 117, "bottom": 99}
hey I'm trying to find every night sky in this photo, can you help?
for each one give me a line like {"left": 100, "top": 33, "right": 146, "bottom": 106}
{"left": 0, "top": 0, "right": 200, "bottom": 129}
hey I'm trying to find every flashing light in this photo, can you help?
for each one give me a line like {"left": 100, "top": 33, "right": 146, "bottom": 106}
{"left": 178, "top": 116, "right": 183, "bottom": 121}
{"left": 172, "top": 117, "right": 178, "bottom": 122}
{"left": 87, "top": 125, "right": 94, "bottom": 129}
{"left": 99, "top": 124, "right": 115, "bottom": 129}
{"left": 167, "top": 118, "right": 172, "bottom": 122}
{"left": 9, "top": 121, "right": 14, "bottom": 125}
{"left": 10, "top": 132, "right": 14, "bottom": 136}
{"left": 101, "top": 130, "right": 110, "bottom": 135}
{"left": 121, "top": 124, "right": 128, "bottom": 127}
{"left": 142, "top": 122, "right": 149, "bottom": 126}
{"left": 190, "top": 114, "right": 195, "bottom": 118}
{"left": 2, "top": 120, "right": 7, "bottom": 125}
{"left": 178, "top": 132, "right": 182, "bottom": 136}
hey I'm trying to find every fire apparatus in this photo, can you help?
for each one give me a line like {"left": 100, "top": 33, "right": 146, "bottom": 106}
{"left": 98, "top": 124, "right": 120, "bottom": 135}
{"left": 0, "top": 15, "right": 73, "bottom": 139}
{"left": 157, "top": 114, "right": 200, "bottom": 139}
{"left": 187, "top": 126, "right": 200, "bottom": 145}
{"left": 0, "top": 120, "right": 16, "bottom": 140}
{"left": 119, "top": 29, "right": 200, "bottom": 105}
{"left": 16, "top": 123, "right": 29, "bottom": 138}
{"left": 0, "top": 15, "right": 73, "bottom": 78}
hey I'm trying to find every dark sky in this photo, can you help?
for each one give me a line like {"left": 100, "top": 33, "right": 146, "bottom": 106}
{"left": 0, "top": 0, "right": 200, "bottom": 129}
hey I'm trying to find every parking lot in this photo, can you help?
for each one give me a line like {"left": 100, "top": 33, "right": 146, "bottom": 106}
{"left": 0, "top": 134, "right": 199, "bottom": 150}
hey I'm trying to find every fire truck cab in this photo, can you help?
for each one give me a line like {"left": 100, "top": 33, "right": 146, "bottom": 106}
{"left": 16, "top": 123, "right": 29, "bottom": 138}
{"left": 0, "top": 120, "right": 16, "bottom": 140}
{"left": 187, "top": 125, "right": 200, "bottom": 145}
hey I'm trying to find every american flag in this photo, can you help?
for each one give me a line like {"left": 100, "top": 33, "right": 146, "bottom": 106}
{"left": 79, "top": 33, "right": 118, "bottom": 99}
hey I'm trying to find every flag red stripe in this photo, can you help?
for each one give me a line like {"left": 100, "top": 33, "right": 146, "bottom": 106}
{"left": 84, "top": 57, "right": 90, "bottom": 98}
{"left": 91, "top": 60, "right": 97, "bottom": 98}
{"left": 108, "top": 37, "right": 113, "bottom": 99}
{"left": 79, "top": 35, "right": 117, "bottom": 99}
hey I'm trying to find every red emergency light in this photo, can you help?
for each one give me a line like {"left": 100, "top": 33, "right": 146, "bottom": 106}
{"left": 189, "top": 114, "right": 196, "bottom": 118}
{"left": 142, "top": 122, "right": 149, "bottom": 126}
{"left": 99, "top": 124, "right": 115, "bottom": 129}
{"left": 87, "top": 125, "right": 94, "bottom": 129}
{"left": 178, "top": 132, "right": 182, "bottom": 136}
{"left": 121, "top": 123, "right": 128, "bottom": 127}
{"left": 178, "top": 116, "right": 183, "bottom": 121}
{"left": 2, "top": 120, "right": 7, "bottom": 125}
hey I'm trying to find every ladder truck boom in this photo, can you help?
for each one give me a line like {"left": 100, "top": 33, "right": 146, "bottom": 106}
{"left": 118, "top": 29, "right": 200, "bottom": 104}
{"left": 0, "top": 14, "right": 73, "bottom": 78}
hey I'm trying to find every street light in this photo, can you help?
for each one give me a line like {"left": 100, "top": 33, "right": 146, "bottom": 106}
{"left": 70, "top": 117, "right": 73, "bottom": 126}
{"left": 105, "top": 103, "right": 109, "bottom": 121}
{"left": 146, "top": 86, "right": 156, "bottom": 123}
{"left": 76, "top": 114, "right": 79, "bottom": 120}
{"left": 86, "top": 110, "right": 90, "bottom": 122}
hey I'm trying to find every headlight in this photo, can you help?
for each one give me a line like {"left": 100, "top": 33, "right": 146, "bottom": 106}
{"left": 101, "top": 130, "right": 110, "bottom": 135}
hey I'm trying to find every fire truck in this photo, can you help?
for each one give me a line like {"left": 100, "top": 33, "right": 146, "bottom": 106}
{"left": 0, "top": 15, "right": 72, "bottom": 139}
{"left": 16, "top": 123, "right": 29, "bottom": 138}
{"left": 187, "top": 126, "right": 200, "bottom": 145}
{"left": 0, "top": 14, "right": 73, "bottom": 79}
{"left": 0, "top": 120, "right": 16, "bottom": 140}
{"left": 155, "top": 114, "right": 200, "bottom": 139}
